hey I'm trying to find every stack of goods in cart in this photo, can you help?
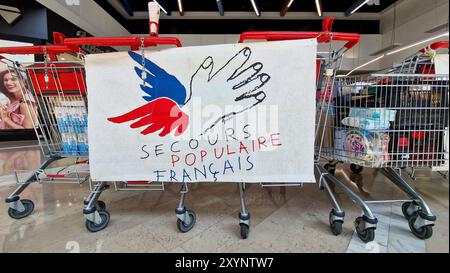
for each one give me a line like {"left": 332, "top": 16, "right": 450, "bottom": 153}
{"left": 52, "top": 97, "right": 88, "bottom": 157}
{"left": 332, "top": 73, "right": 448, "bottom": 168}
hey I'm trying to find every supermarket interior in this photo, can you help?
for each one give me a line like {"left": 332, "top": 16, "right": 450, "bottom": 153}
{"left": 0, "top": 0, "right": 448, "bottom": 254}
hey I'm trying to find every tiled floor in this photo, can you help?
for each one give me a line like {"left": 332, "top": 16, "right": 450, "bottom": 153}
{"left": 0, "top": 143, "right": 448, "bottom": 253}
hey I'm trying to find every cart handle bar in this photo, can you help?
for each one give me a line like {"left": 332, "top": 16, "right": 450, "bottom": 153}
{"left": 239, "top": 16, "right": 360, "bottom": 49}
{"left": 63, "top": 36, "right": 182, "bottom": 48}
{"left": 419, "top": 41, "right": 449, "bottom": 53}
{"left": 0, "top": 45, "right": 79, "bottom": 55}
{"left": 0, "top": 34, "right": 182, "bottom": 56}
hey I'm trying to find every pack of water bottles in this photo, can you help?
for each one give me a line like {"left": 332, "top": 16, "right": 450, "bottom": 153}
{"left": 54, "top": 102, "right": 89, "bottom": 157}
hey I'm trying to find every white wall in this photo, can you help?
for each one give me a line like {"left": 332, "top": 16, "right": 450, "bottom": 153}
{"left": 380, "top": 0, "right": 449, "bottom": 69}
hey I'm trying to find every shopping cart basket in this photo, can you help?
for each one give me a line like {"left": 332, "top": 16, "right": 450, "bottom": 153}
{"left": 0, "top": 43, "right": 92, "bottom": 220}
{"left": 0, "top": 33, "right": 182, "bottom": 233}
{"left": 321, "top": 42, "right": 448, "bottom": 241}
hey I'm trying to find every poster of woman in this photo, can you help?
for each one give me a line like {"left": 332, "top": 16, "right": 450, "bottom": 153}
{"left": 0, "top": 65, "right": 38, "bottom": 130}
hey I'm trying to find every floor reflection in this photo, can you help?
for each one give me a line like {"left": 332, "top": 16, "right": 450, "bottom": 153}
{"left": 0, "top": 146, "right": 42, "bottom": 177}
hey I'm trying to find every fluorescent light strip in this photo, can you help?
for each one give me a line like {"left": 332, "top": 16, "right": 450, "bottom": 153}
{"left": 287, "top": 0, "right": 295, "bottom": 8}
{"left": 350, "top": 0, "right": 369, "bottom": 14}
{"left": 386, "top": 32, "right": 449, "bottom": 55}
{"left": 153, "top": 0, "right": 168, "bottom": 15}
{"left": 250, "top": 0, "right": 260, "bottom": 16}
{"left": 346, "top": 31, "right": 449, "bottom": 76}
{"left": 315, "top": 0, "right": 322, "bottom": 17}
{"left": 177, "top": 0, "right": 183, "bottom": 13}
{"left": 346, "top": 55, "right": 384, "bottom": 76}
{"left": 216, "top": 0, "right": 224, "bottom": 16}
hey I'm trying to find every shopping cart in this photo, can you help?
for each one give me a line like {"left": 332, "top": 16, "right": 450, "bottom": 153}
{"left": 320, "top": 42, "right": 449, "bottom": 241}
{"left": 353, "top": 41, "right": 449, "bottom": 180}
{"left": 0, "top": 43, "right": 92, "bottom": 220}
{"left": 61, "top": 35, "right": 183, "bottom": 232}
{"left": 177, "top": 17, "right": 362, "bottom": 239}
{"left": 0, "top": 34, "right": 183, "bottom": 233}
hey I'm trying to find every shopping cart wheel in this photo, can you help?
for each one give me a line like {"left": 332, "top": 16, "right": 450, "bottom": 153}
{"left": 240, "top": 224, "right": 250, "bottom": 239}
{"left": 96, "top": 200, "right": 106, "bottom": 211}
{"left": 324, "top": 164, "right": 335, "bottom": 176}
{"left": 408, "top": 215, "right": 433, "bottom": 240}
{"left": 401, "top": 201, "right": 419, "bottom": 219}
{"left": 350, "top": 164, "right": 363, "bottom": 174}
{"left": 355, "top": 217, "right": 375, "bottom": 243}
{"left": 85, "top": 210, "right": 110, "bottom": 232}
{"left": 177, "top": 210, "right": 196, "bottom": 233}
{"left": 8, "top": 199, "right": 35, "bottom": 219}
{"left": 329, "top": 210, "right": 344, "bottom": 235}
{"left": 330, "top": 221, "right": 343, "bottom": 236}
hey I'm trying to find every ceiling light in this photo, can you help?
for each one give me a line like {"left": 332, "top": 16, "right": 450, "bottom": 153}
{"left": 386, "top": 32, "right": 449, "bottom": 55}
{"left": 345, "top": 32, "right": 449, "bottom": 76}
{"left": 315, "top": 0, "right": 322, "bottom": 17}
{"left": 250, "top": 0, "right": 261, "bottom": 17}
{"left": 177, "top": 0, "right": 184, "bottom": 16}
{"left": 153, "top": 0, "right": 171, "bottom": 16}
{"left": 216, "top": 0, "right": 224, "bottom": 16}
{"left": 345, "top": 0, "right": 370, "bottom": 17}
{"left": 280, "top": 0, "right": 295, "bottom": 17}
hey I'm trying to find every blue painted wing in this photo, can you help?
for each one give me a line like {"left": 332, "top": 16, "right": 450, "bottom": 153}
{"left": 128, "top": 51, "right": 187, "bottom": 106}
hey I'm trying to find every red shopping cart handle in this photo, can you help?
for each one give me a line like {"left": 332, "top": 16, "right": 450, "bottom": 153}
{"left": 419, "top": 41, "right": 449, "bottom": 53}
{"left": 239, "top": 16, "right": 360, "bottom": 49}
{"left": 63, "top": 36, "right": 182, "bottom": 48}
{"left": 127, "top": 181, "right": 153, "bottom": 185}
{"left": 0, "top": 45, "right": 79, "bottom": 55}
{"left": 46, "top": 174, "right": 66, "bottom": 178}
{"left": 76, "top": 160, "right": 89, "bottom": 165}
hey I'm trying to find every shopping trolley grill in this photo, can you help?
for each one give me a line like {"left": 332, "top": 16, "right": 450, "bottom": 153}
{"left": 0, "top": 34, "right": 183, "bottom": 232}
{"left": 0, "top": 43, "right": 92, "bottom": 220}
{"left": 227, "top": 16, "right": 370, "bottom": 240}
{"left": 320, "top": 41, "right": 449, "bottom": 241}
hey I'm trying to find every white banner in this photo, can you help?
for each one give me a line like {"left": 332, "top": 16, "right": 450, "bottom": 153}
{"left": 435, "top": 54, "right": 449, "bottom": 75}
{"left": 86, "top": 39, "right": 317, "bottom": 183}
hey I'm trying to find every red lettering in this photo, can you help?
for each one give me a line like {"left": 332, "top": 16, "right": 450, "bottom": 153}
{"left": 171, "top": 155, "right": 180, "bottom": 167}
{"left": 214, "top": 147, "right": 224, "bottom": 159}
{"left": 258, "top": 136, "right": 267, "bottom": 149}
{"left": 185, "top": 153, "right": 196, "bottom": 166}
{"left": 270, "top": 133, "right": 282, "bottom": 147}
{"left": 239, "top": 141, "right": 249, "bottom": 154}
{"left": 226, "top": 144, "right": 236, "bottom": 155}
{"left": 200, "top": 150, "right": 207, "bottom": 162}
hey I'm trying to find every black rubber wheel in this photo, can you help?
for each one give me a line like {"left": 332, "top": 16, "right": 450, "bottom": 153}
{"left": 408, "top": 214, "right": 433, "bottom": 239}
{"left": 240, "top": 224, "right": 250, "bottom": 239}
{"left": 324, "top": 164, "right": 335, "bottom": 176}
{"left": 401, "top": 201, "right": 418, "bottom": 220}
{"left": 96, "top": 200, "right": 106, "bottom": 211}
{"left": 8, "top": 199, "right": 35, "bottom": 219}
{"left": 177, "top": 210, "right": 196, "bottom": 233}
{"left": 355, "top": 217, "right": 375, "bottom": 243}
{"left": 85, "top": 210, "right": 110, "bottom": 232}
{"left": 330, "top": 221, "right": 343, "bottom": 236}
{"left": 350, "top": 164, "right": 363, "bottom": 174}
